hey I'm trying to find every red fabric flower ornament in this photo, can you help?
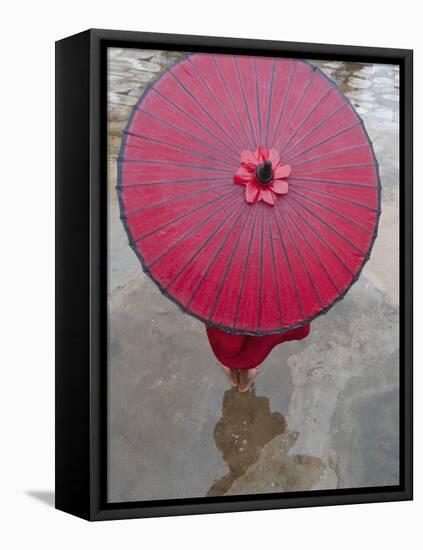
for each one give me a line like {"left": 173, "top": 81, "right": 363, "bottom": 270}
{"left": 234, "top": 146, "right": 291, "bottom": 205}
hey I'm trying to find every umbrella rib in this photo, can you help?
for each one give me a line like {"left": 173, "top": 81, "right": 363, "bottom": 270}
{"left": 267, "top": 211, "right": 283, "bottom": 325}
{"left": 294, "top": 162, "right": 376, "bottom": 175}
{"left": 257, "top": 208, "right": 266, "bottom": 329}
{"left": 289, "top": 182, "right": 378, "bottom": 212}
{"left": 167, "top": 69, "right": 243, "bottom": 156}
{"left": 269, "top": 61, "right": 296, "bottom": 149}
{"left": 148, "top": 87, "right": 240, "bottom": 158}
{"left": 284, "top": 201, "right": 340, "bottom": 293}
{"left": 282, "top": 103, "right": 348, "bottom": 160}
{"left": 212, "top": 55, "right": 253, "bottom": 150}
{"left": 289, "top": 188, "right": 370, "bottom": 232}
{"left": 118, "top": 176, "right": 225, "bottom": 189}
{"left": 184, "top": 204, "right": 246, "bottom": 310}
{"left": 233, "top": 56, "right": 258, "bottom": 148}
{"left": 264, "top": 59, "right": 276, "bottom": 148}
{"left": 287, "top": 194, "right": 366, "bottom": 256}
{"left": 187, "top": 56, "right": 246, "bottom": 151}
{"left": 288, "top": 175, "right": 376, "bottom": 189}
{"left": 273, "top": 67, "right": 316, "bottom": 153}
{"left": 291, "top": 143, "right": 369, "bottom": 169}
{"left": 275, "top": 206, "right": 324, "bottom": 308}
{"left": 207, "top": 208, "right": 252, "bottom": 323}
{"left": 278, "top": 87, "right": 332, "bottom": 156}
{"left": 118, "top": 157, "right": 233, "bottom": 174}
{"left": 284, "top": 121, "right": 362, "bottom": 165}
{"left": 125, "top": 182, "right": 233, "bottom": 218}
{"left": 233, "top": 208, "right": 260, "bottom": 328}
{"left": 284, "top": 198, "right": 354, "bottom": 276}
{"left": 124, "top": 131, "right": 236, "bottom": 169}
{"left": 137, "top": 108, "right": 239, "bottom": 163}
{"left": 254, "top": 58, "right": 262, "bottom": 146}
{"left": 165, "top": 202, "right": 243, "bottom": 293}
{"left": 135, "top": 187, "right": 239, "bottom": 241}
{"left": 272, "top": 208, "right": 305, "bottom": 320}
{"left": 147, "top": 196, "right": 238, "bottom": 269}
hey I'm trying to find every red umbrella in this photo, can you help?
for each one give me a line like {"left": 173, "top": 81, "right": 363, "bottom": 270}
{"left": 117, "top": 54, "right": 380, "bottom": 335}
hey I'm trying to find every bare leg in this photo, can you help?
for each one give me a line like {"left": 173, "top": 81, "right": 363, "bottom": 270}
{"left": 238, "top": 368, "right": 257, "bottom": 392}
{"left": 221, "top": 366, "right": 239, "bottom": 388}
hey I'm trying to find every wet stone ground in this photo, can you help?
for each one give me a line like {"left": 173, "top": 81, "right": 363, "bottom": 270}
{"left": 107, "top": 49, "right": 399, "bottom": 502}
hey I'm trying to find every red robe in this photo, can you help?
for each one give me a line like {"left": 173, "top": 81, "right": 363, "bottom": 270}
{"left": 206, "top": 324, "right": 310, "bottom": 370}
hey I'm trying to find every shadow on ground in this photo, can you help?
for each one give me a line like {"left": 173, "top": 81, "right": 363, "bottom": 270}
{"left": 26, "top": 491, "right": 55, "bottom": 507}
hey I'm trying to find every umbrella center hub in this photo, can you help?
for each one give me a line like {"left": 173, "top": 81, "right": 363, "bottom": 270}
{"left": 256, "top": 160, "right": 273, "bottom": 185}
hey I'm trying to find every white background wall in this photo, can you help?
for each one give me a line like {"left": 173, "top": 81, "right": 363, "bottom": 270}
{"left": 0, "top": 1, "right": 419, "bottom": 548}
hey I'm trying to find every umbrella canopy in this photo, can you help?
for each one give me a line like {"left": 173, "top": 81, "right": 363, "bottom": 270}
{"left": 117, "top": 54, "right": 380, "bottom": 335}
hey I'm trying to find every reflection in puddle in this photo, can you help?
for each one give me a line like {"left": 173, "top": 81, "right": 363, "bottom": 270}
{"left": 208, "top": 389, "right": 324, "bottom": 496}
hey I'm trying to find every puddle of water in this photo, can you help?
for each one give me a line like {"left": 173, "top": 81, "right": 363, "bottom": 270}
{"left": 208, "top": 388, "right": 324, "bottom": 496}
{"left": 314, "top": 60, "right": 399, "bottom": 121}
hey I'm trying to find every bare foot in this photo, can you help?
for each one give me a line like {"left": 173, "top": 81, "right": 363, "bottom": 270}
{"left": 238, "top": 368, "right": 257, "bottom": 392}
{"left": 222, "top": 366, "right": 239, "bottom": 388}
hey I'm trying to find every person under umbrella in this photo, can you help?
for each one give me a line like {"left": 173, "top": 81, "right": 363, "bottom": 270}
{"left": 117, "top": 54, "right": 380, "bottom": 392}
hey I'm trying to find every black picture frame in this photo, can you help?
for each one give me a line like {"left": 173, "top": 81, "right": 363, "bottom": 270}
{"left": 55, "top": 28, "right": 413, "bottom": 521}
